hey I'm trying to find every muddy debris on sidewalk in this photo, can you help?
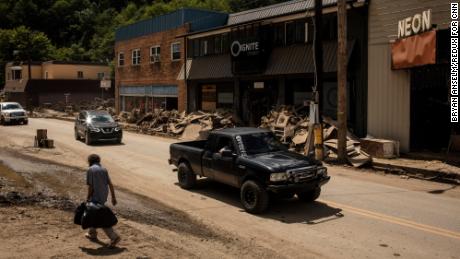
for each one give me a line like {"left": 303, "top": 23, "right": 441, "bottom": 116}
{"left": 116, "top": 109, "right": 236, "bottom": 140}
{"left": 259, "top": 105, "right": 372, "bottom": 167}
{"left": 31, "top": 98, "right": 116, "bottom": 118}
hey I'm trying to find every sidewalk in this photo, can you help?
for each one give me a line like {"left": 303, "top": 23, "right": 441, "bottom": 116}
{"left": 372, "top": 154, "right": 460, "bottom": 184}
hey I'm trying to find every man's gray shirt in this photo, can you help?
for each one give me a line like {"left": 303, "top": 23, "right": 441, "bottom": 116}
{"left": 87, "top": 164, "right": 110, "bottom": 204}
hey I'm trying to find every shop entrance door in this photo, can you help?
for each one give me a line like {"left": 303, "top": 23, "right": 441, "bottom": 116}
{"left": 241, "top": 80, "right": 277, "bottom": 126}
{"left": 410, "top": 65, "right": 450, "bottom": 151}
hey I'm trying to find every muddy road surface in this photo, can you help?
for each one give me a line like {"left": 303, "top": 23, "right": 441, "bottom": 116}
{"left": 0, "top": 118, "right": 460, "bottom": 258}
{"left": 0, "top": 149, "right": 281, "bottom": 258}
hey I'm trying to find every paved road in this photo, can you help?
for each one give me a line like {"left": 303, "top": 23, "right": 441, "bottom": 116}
{"left": 1, "top": 118, "right": 459, "bottom": 258}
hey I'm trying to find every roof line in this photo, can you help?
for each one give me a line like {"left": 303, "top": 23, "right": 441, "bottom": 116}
{"left": 116, "top": 7, "right": 225, "bottom": 31}
{"left": 229, "top": 0, "right": 305, "bottom": 17}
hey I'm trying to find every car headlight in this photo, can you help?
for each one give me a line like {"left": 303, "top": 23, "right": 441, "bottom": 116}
{"left": 114, "top": 126, "right": 121, "bottom": 132}
{"left": 270, "top": 172, "right": 287, "bottom": 182}
{"left": 317, "top": 167, "right": 327, "bottom": 177}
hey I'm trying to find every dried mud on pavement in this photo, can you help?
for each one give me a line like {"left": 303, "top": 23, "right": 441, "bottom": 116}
{"left": 0, "top": 148, "right": 284, "bottom": 259}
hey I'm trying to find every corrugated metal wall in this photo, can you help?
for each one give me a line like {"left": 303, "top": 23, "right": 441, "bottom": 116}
{"left": 367, "top": 0, "right": 450, "bottom": 152}
{"left": 115, "top": 9, "right": 228, "bottom": 42}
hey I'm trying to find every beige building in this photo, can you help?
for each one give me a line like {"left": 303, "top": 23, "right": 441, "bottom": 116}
{"left": 367, "top": 1, "right": 451, "bottom": 152}
{"left": 3, "top": 61, "right": 112, "bottom": 108}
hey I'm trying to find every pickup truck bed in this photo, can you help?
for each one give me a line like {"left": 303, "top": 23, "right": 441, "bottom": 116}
{"left": 169, "top": 140, "right": 206, "bottom": 176}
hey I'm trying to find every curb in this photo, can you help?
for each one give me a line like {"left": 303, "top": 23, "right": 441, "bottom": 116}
{"left": 372, "top": 162, "right": 460, "bottom": 184}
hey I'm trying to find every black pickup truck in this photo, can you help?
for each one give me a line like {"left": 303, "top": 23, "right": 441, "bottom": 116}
{"left": 168, "top": 127, "right": 330, "bottom": 214}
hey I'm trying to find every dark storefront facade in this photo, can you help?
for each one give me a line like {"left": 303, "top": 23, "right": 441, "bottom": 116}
{"left": 185, "top": 0, "right": 369, "bottom": 136}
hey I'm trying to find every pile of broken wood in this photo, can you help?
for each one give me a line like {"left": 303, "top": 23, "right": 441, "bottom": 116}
{"left": 32, "top": 98, "right": 116, "bottom": 117}
{"left": 260, "top": 106, "right": 372, "bottom": 167}
{"left": 117, "top": 109, "right": 235, "bottom": 140}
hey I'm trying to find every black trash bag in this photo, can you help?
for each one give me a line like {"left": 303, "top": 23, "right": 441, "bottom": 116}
{"left": 81, "top": 202, "right": 118, "bottom": 229}
{"left": 74, "top": 202, "right": 86, "bottom": 225}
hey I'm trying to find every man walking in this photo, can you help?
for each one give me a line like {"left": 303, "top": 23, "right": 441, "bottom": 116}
{"left": 85, "top": 154, "right": 121, "bottom": 248}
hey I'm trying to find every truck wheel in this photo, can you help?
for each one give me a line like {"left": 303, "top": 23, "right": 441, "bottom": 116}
{"left": 297, "top": 187, "right": 321, "bottom": 202}
{"left": 85, "top": 131, "right": 92, "bottom": 145}
{"left": 177, "top": 163, "right": 196, "bottom": 189}
{"left": 240, "top": 180, "right": 269, "bottom": 214}
{"left": 0, "top": 116, "right": 4, "bottom": 125}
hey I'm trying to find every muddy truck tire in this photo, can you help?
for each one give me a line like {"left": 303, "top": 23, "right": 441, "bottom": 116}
{"left": 240, "top": 180, "right": 269, "bottom": 214}
{"left": 85, "top": 131, "right": 92, "bottom": 145}
{"left": 74, "top": 129, "right": 80, "bottom": 140}
{"left": 177, "top": 162, "right": 196, "bottom": 189}
{"left": 297, "top": 187, "right": 321, "bottom": 202}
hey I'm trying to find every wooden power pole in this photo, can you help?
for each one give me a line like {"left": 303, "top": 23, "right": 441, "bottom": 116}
{"left": 313, "top": 0, "right": 324, "bottom": 160}
{"left": 337, "top": 0, "right": 348, "bottom": 163}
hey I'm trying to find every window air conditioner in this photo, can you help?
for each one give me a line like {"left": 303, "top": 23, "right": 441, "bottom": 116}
{"left": 152, "top": 55, "right": 161, "bottom": 63}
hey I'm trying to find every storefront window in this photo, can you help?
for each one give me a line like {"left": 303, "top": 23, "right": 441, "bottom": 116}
{"left": 193, "top": 39, "right": 200, "bottom": 57}
{"left": 222, "top": 33, "right": 229, "bottom": 53}
{"left": 200, "top": 40, "right": 208, "bottom": 56}
{"left": 214, "top": 35, "right": 222, "bottom": 54}
{"left": 274, "top": 23, "right": 285, "bottom": 46}
{"left": 123, "top": 96, "right": 177, "bottom": 112}
{"left": 286, "top": 21, "right": 305, "bottom": 45}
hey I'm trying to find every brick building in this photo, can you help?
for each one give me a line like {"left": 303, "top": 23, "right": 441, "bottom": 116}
{"left": 114, "top": 8, "right": 228, "bottom": 113}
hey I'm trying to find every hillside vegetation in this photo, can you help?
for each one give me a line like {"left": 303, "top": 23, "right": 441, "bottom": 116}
{"left": 0, "top": 0, "right": 285, "bottom": 87}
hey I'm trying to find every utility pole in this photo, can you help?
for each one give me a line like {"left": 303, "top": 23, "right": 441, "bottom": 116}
{"left": 27, "top": 31, "right": 32, "bottom": 80}
{"left": 314, "top": 0, "right": 324, "bottom": 160}
{"left": 337, "top": 0, "right": 348, "bottom": 163}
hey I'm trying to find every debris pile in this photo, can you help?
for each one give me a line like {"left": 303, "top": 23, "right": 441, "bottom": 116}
{"left": 118, "top": 109, "right": 236, "bottom": 140}
{"left": 260, "top": 106, "right": 372, "bottom": 167}
{"left": 77, "top": 98, "right": 115, "bottom": 115}
{"left": 31, "top": 98, "right": 115, "bottom": 118}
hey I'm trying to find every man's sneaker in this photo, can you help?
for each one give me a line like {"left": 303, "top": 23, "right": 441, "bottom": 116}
{"left": 85, "top": 233, "right": 98, "bottom": 241}
{"left": 108, "top": 236, "right": 121, "bottom": 248}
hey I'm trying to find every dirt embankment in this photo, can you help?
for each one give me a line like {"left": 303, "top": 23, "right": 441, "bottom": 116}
{"left": 0, "top": 149, "right": 284, "bottom": 259}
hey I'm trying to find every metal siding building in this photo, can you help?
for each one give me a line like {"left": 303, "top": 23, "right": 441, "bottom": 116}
{"left": 115, "top": 8, "right": 228, "bottom": 42}
{"left": 367, "top": 0, "right": 451, "bottom": 152}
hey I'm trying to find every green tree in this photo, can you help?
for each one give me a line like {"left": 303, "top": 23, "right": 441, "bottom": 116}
{"left": 0, "top": 26, "right": 53, "bottom": 88}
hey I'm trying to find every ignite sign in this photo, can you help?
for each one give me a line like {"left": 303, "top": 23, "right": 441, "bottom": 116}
{"left": 230, "top": 41, "right": 260, "bottom": 57}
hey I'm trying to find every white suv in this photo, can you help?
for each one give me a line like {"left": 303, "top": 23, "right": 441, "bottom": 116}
{"left": 0, "top": 102, "right": 28, "bottom": 125}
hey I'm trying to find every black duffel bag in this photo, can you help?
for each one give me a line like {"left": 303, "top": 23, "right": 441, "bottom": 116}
{"left": 80, "top": 202, "right": 118, "bottom": 229}
{"left": 74, "top": 202, "right": 86, "bottom": 225}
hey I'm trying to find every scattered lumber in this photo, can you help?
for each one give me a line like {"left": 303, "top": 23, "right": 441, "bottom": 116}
{"left": 260, "top": 106, "right": 373, "bottom": 167}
